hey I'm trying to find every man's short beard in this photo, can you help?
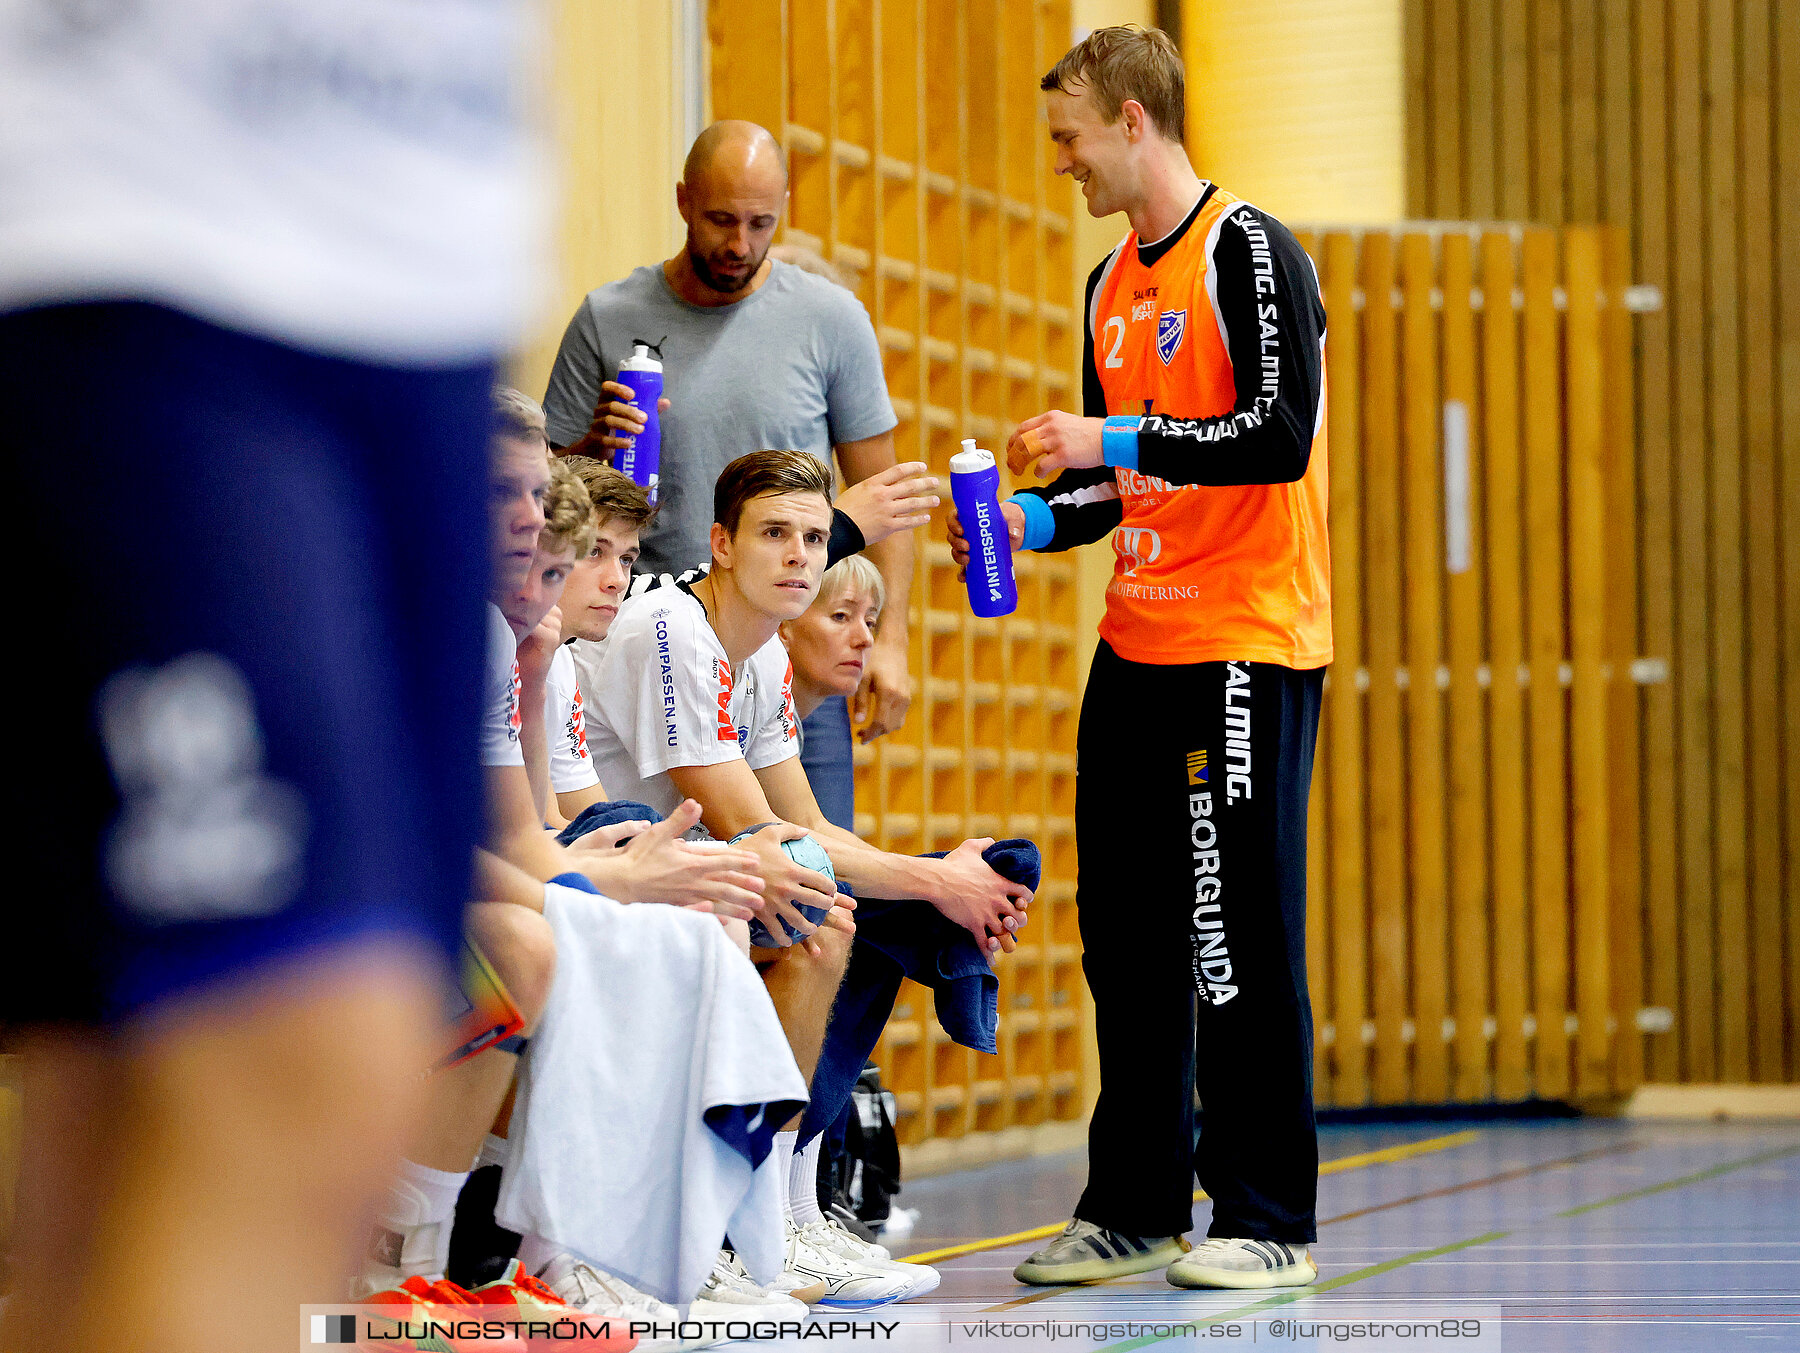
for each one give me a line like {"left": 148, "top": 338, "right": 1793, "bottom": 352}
{"left": 689, "top": 239, "right": 765, "bottom": 294}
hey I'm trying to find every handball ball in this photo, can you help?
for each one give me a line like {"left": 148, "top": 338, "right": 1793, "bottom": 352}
{"left": 731, "top": 824, "right": 836, "bottom": 946}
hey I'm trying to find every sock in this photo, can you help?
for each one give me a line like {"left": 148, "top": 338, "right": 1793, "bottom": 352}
{"left": 518, "top": 1232, "right": 564, "bottom": 1278}
{"left": 789, "top": 1134, "right": 825, "bottom": 1227}
{"left": 771, "top": 1130, "right": 798, "bottom": 1225}
{"left": 477, "top": 1132, "right": 511, "bottom": 1171}
{"left": 366, "top": 1160, "right": 469, "bottom": 1286}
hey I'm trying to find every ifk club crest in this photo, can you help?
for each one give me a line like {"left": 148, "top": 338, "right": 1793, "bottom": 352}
{"left": 1156, "top": 308, "right": 1187, "bottom": 365}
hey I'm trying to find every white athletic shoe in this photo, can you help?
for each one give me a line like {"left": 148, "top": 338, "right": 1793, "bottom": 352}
{"left": 692, "top": 1249, "right": 811, "bottom": 1319}
{"left": 782, "top": 1219, "right": 916, "bottom": 1310}
{"left": 536, "top": 1251, "right": 717, "bottom": 1351}
{"left": 796, "top": 1216, "right": 940, "bottom": 1299}
{"left": 1165, "top": 1237, "right": 1318, "bottom": 1290}
{"left": 766, "top": 1261, "right": 829, "bottom": 1307}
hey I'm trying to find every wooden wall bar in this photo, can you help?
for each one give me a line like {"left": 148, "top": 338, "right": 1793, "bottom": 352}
{"left": 712, "top": 0, "right": 1086, "bottom": 1146}
{"left": 1407, "top": 0, "right": 1799, "bottom": 1086}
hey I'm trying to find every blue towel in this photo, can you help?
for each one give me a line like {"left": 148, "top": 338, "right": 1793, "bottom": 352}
{"left": 799, "top": 839, "right": 1042, "bottom": 1146}
{"left": 556, "top": 799, "right": 664, "bottom": 847}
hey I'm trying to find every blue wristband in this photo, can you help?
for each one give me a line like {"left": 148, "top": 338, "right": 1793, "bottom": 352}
{"left": 549, "top": 871, "right": 600, "bottom": 895}
{"left": 1101, "top": 415, "right": 1143, "bottom": 470}
{"left": 1009, "top": 493, "right": 1056, "bottom": 552}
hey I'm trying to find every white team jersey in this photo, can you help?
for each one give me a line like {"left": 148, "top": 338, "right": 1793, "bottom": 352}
{"left": 545, "top": 643, "right": 599, "bottom": 794}
{"left": 582, "top": 573, "right": 799, "bottom": 819}
{"left": 481, "top": 603, "right": 524, "bottom": 769}
{"left": 0, "top": 0, "right": 547, "bottom": 360}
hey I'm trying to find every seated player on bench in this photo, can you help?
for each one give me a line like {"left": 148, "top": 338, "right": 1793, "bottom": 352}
{"left": 581, "top": 449, "right": 1034, "bottom": 1308}
{"left": 544, "top": 449, "right": 940, "bottom": 840}
{"left": 358, "top": 393, "right": 806, "bottom": 1338}
{"left": 514, "top": 460, "right": 653, "bottom": 832}
{"left": 481, "top": 388, "right": 763, "bottom": 913}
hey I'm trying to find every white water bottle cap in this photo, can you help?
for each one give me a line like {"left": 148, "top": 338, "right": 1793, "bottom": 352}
{"left": 620, "top": 342, "right": 661, "bottom": 372}
{"left": 950, "top": 440, "right": 994, "bottom": 475}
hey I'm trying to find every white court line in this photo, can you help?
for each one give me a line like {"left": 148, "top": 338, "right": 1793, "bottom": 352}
{"left": 1270, "top": 1243, "right": 1800, "bottom": 1254}
{"left": 1392, "top": 1257, "right": 1800, "bottom": 1264}
{"left": 1227, "top": 1294, "right": 1800, "bottom": 1303}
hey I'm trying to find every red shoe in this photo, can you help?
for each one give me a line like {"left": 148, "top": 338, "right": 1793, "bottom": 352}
{"left": 466, "top": 1259, "right": 638, "bottom": 1351}
{"left": 363, "top": 1274, "right": 527, "bottom": 1351}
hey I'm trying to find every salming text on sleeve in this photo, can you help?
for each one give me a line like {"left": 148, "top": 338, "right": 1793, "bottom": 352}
{"left": 1099, "top": 198, "right": 1326, "bottom": 488}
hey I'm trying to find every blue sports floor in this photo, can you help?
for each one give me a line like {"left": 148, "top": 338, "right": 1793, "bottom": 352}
{"left": 743, "top": 1119, "right": 1800, "bottom": 1350}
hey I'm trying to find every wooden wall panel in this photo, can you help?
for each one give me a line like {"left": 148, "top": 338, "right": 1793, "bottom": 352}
{"left": 1360, "top": 234, "right": 1410, "bottom": 1105}
{"left": 1703, "top": 0, "right": 1749, "bottom": 1087}
{"left": 1320, "top": 232, "right": 1370, "bottom": 1105}
{"left": 1481, "top": 231, "right": 1530, "bottom": 1103}
{"left": 1631, "top": 0, "right": 1679, "bottom": 1086}
{"left": 1298, "top": 225, "right": 1632, "bottom": 1108}
{"left": 1738, "top": 0, "right": 1784, "bottom": 1085}
{"left": 1564, "top": 228, "right": 1611, "bottom": 1097}
{"left": 1521, "top": 227, "right": 1570, "bottom": 1099}
{"left": 1601, "top": 226, "right": 1644, "bottom": 1091}
{"left": 1441, "top": 234, "right": 1490, "bottom": 1102}
{"left": 1405, "top": 0, "right": 1800, "bottom": 1087}
{"left": 1401, "top": 235, "right": 1449, "bottom": 1103}
{"left": 1779, "top": 0, "right": 1800, "bottom": 1083}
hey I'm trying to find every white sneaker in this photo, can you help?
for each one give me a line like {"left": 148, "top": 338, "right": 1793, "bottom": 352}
{"left": 767, "top": 1263, "right": 828, "bottom": 1307}
{"left": 797, "top": 1217, "right": 940, "bottom": 1299}
{"left": 876, "top": 1206, "right": 919, "bottom": 1243}
{"left": 1165, "top": 1237, "right": 1318, "bottom": 1290}
{"left": 783, "top": 1219, "right": 916, "bottom": 1310}
{"left": 692, "top": 1249, "right": 810, "bottom": 1319}
{"left": 537, "top": 1251, "right": 717, "bottom": 1351}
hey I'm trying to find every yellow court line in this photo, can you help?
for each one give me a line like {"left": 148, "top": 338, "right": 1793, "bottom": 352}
{"left": 902, "top": 1128, "right": 1481, "bottom": 1266}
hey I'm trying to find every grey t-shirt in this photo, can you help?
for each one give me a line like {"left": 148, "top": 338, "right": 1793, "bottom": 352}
{"left": 542, "top": 260, "right": 897, "bottom": 575}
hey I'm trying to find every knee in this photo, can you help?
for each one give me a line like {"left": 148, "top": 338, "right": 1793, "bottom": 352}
{"left": 809, "top": 922, "right": 852, "bottom": 979}
{"left": 756, "top": 922, "right": 850, "bottom": 984}
{"left": 721, "top": 916, "right": 752, "bottom": 959}
{"left": 465, "top": 903, "right": 557, "bottom": 1033}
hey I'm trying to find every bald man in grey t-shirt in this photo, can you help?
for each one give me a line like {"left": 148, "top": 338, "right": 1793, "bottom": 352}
{"left": 544, "top": 120, "right": 914, "bottom": 752}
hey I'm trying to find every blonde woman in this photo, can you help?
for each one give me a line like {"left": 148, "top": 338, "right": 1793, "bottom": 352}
{"left": 778, "top": 554, "right": 884, "bottom": 747}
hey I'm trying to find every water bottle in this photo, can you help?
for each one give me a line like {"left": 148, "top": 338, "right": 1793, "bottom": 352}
{"left": 950, "top": 438, "right": 1017, "bottom": 618}
{"left": 614, "top": 339, "right": 665, "bottom": 504}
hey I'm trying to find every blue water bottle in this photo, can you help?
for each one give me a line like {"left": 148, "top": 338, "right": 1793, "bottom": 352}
{"left": 950, "top": 438, "right": 1018, "bottom": 618}
{"left": 614, "top": 339, "right": 664, "bottom": 504}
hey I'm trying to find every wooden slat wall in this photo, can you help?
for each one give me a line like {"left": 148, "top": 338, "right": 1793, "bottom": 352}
{"left": 1308, "top": 225, "right": 1639, "bottom": 1106}
{"left": 711, "top": 0, "right": 1086, "bottom": 1147}
{"left": 1409, "top": 0, "right": 1800, "bottom": 1084}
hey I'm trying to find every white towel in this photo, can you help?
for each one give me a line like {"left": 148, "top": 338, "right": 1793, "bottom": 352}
{"left": 495, "top": 885, "right": 807, "bottom": 1303}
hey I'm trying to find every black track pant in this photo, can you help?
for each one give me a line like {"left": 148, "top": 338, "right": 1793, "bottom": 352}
{"left": 1074, "top": 642, "right": 1324, "bottom": 1244}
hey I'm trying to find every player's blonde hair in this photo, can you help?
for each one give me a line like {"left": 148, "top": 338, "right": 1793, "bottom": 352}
{"left": 713, "top": 449, "right": 835, "bottom": 536}
{"left": 540, "top": 457, "right": 597, "bottom": 560}
{"left": 491, "top": 385, "right": 548, "bottom": 447}
{"left": 1041, "top": 25, "right": 1185, "bottom": 144}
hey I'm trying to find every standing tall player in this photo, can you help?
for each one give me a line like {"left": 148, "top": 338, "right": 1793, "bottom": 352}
{"left": 951, "top": 25, "right": 1330, "bottom": 1291}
